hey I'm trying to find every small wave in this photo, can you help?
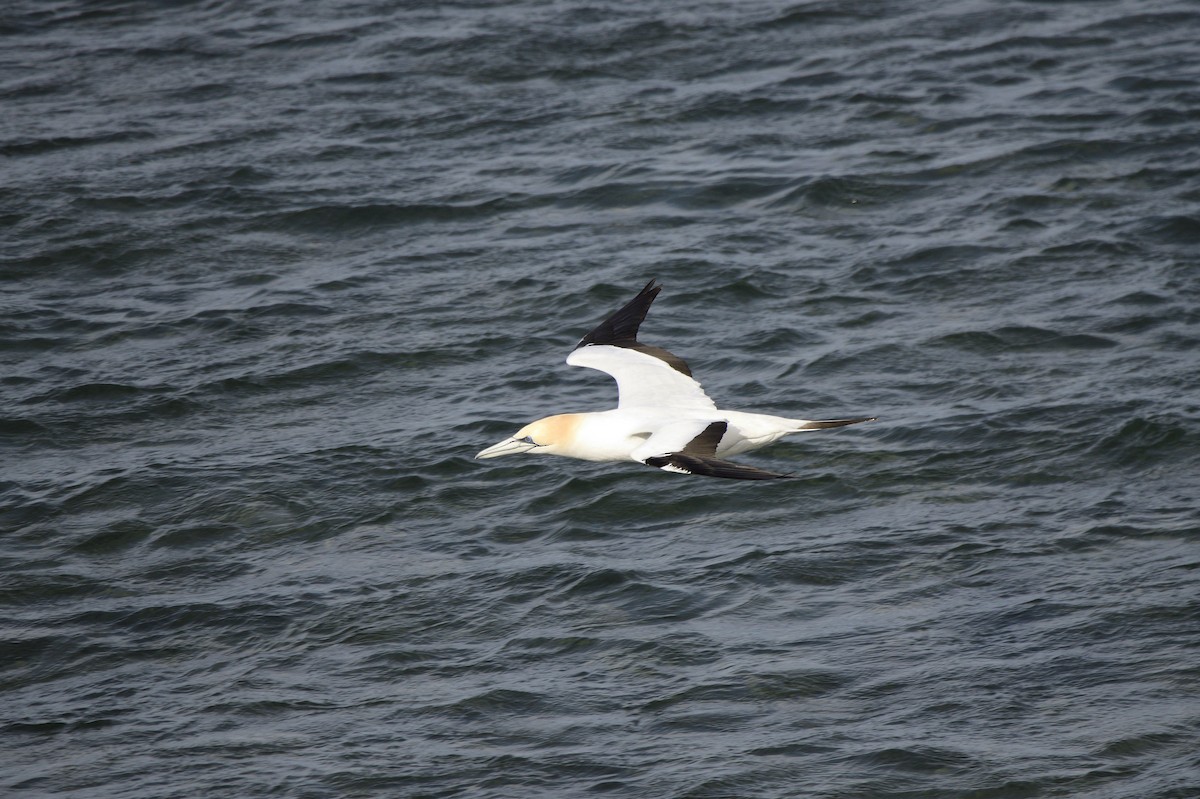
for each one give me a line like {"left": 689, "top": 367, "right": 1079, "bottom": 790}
{"left": 1087, "top": 416, "right": 1190, "bottom": 468}
{"left": 0, "top": 129, "right": 155, "bottom": 158}
{"left": 854, "top": 744, "right": 978, "bottom": 774}
{"left": 435, "top": 688, "right": 553, "bottom": 719}
{"left": 268, "top": 199, "right": 523, "bottom": 232}
{"left": 931, "top": 326, "right": 1117, "bottom": 354}
{"left": 1138, "top": 214, "right": 1200, "bottom": 246}
{"left": 68, "top": 518, "right": 155, "bottom": 556}
{"left": 763, "top": 174, "right": 927, "bottom": 212}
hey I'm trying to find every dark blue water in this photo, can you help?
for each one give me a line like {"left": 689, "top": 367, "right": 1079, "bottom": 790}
{"left": 3, "top": 1, "right": 1199, "bottom": 797}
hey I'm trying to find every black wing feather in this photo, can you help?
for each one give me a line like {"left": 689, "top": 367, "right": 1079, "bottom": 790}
{"left": 644, "top": 421, "right": 793, "bottom": 480}
{"left": 575, "top": 280, "right": 660, "bottom": 348}
{"left": 645, "top": 452, "right": 792, "bottom": 480}
{"left": 574, "top": 280, "right": 693, "bottom": 376}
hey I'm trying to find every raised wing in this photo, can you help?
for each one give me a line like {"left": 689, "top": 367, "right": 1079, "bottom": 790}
{"left": 637, "top": 420, "right": 791, "bottom": 481}
{"left": 566, "top": 345, "right": 717, "bottom": 411}
{"left": 568, "top": 280, "right": 716, "bottom": 411}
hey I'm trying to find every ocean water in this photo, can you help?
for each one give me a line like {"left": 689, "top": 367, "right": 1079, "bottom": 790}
{"left": 3, "top": 1, "right": 1199, "bottom": 797}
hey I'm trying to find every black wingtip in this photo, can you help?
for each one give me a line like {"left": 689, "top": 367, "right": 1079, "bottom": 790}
{"left": 575, "top": 280, "right": 662, "bottom": 349}
{"left": 645, "top": 452, "right": 793, "bottom": 480}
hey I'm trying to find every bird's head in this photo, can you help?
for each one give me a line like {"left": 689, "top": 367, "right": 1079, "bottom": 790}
{"left": 475, "top": 414, "right": 582, "bottom": 459}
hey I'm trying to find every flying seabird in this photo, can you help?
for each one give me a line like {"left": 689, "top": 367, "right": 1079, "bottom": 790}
{"left": 476, "top": 281, "right": 875, "bottom": 480}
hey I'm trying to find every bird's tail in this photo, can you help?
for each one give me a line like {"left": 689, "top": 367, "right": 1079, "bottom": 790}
{"left": 794, "top": 417, "right": 876, "bottom": 430}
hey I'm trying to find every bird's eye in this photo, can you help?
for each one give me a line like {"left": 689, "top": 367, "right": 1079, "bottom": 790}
{"left": 522, "top": 436, "right": 537, "bottom": 444}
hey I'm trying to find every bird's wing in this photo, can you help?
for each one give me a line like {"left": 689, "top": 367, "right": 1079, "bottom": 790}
{"left": 567, "top": 280, "right": 717, "bottom": 411}
{"left": 567, "top": 345, "right": 717, "bottom": 411}
{"left": 634, "top": 420, "right": 792, "bottom": 481}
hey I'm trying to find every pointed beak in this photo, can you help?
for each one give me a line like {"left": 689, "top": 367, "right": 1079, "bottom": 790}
{"left": 475, "top": 437, "right": 539, "bottom": 459}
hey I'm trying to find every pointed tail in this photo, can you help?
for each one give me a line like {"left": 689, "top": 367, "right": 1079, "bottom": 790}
{"left": 795, "top": 417, "right": 876, "bottom": 430}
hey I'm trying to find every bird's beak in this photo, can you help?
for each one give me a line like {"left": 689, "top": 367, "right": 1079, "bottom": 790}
{"left": 475, "top": 437, "right": 538, "bottom": 459}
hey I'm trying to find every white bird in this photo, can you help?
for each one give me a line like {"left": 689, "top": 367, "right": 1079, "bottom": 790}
{"left": 476, "top": 281, "right": 875, "bottom": 480}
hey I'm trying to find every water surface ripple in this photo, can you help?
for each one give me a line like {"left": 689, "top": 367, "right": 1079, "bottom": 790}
{"left": 3, "top": 1, "right": 1199, "bottom": 797}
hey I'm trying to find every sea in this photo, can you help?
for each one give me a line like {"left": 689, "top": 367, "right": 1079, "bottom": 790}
{"left": 2, "top": 1, "right": 1198, "bottom": 797}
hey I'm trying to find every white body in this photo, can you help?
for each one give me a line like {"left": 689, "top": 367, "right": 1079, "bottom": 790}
{"left": 541, "top": 408, "right": 821, "bottom": 463}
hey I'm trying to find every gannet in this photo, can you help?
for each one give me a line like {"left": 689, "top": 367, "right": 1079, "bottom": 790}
{"left": 476, "top": 281, "right": 875, "bottom": 480}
